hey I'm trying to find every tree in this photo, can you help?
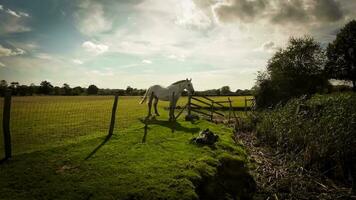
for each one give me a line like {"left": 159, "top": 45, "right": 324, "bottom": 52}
{"left": 72, "top": 86, "right": 84, "bottom": 95}
{"left": 220, "top": 86, "right": 231, "bottom": 95}
{"left": 126, "top": 86, "right": 133, "bottom": 95}
{"left": 62, "top": 83, "right": 72, "bottom": 95}
{"left": 0, "top": 80, "right": 8, "bottom": 96}
{"left": 87, "top": 84, "right": 99, "bottom": 95}
{"left": 10, "top": 82, "right": 20, "bottom": 95}
{"left": 326, "top": 20, "right": 356, "bottom": 91}
{"left": 254, "top": 36, "right": 328, "bottom": 108}
{"left": 39, "top": 81, "right": 54, "bottom": 95}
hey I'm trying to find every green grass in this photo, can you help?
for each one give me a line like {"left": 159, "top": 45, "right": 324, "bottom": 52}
{"left": 0, "top": 96, "right": 253, "bottom": 199}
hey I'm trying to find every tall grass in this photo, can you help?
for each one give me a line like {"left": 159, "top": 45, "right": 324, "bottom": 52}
{"left": 256, "top": 93, "right": 356, "bottom": 183}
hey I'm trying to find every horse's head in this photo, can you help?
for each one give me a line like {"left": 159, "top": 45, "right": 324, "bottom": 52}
{"left": 184, "top": 78, "right": 194, "bottom": 95}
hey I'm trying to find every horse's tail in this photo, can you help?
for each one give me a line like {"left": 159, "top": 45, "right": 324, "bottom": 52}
{"left": 139, "top": 88, "right": 150, "bottom": 104}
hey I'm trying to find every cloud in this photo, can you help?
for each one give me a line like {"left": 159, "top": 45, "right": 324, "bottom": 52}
{"left": 36, "top": 53, "right": 53, "bottom": 60}
{"left": 0, "top": 45, "right": 25, "bottom": 57}
{"left": 0, "top": 62, "right": 5, "bottom": 67}
{"left": 213, "top": 0, "right": 267, "bottom": 23}
{"left": 82, "top": 41, "right": 108, "bottom": 55}
{"left": 167, "top": 54, "right": 186, "bottom": 62}
{"left": 73, "top": 59, "right": 83, "bottom": 64}
{"left": 271, "top": 0, "right": 309, "bottom": 24}
{"left": 0, "top": 4, "right": 31, "bottom": 33}
{"left": 0, "top": 4, "right": 29, "bottom": 18}
{"left": 6, "top": 8, "right": 29, "bottom": 18}
{"left": 312, "top": 0, "right": 343, "bottom": 22}
{"left": 142, "top": 59, "right": 152, "bottom": 64}
{"left": 75, "top": 1, "right": 112, "bottom": 35}
{"left": 259, "top": 41, "right": 279, "bottom": 53}
{"left": 209, "top": 0, "right": 345, "bottom": 25}
{"left": 86, "top": 69, "right": 114, "bottom": 77}
{"left": 175, "top": 0, "right": 212, "bottom": 29}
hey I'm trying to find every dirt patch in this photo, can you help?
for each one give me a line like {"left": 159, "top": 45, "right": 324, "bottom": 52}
{"left": 194, "top": 153, "right": 256, "bottom": 200}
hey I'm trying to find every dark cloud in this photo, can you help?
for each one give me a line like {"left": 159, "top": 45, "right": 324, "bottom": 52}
{"left": 271, "top": 0, "right": 309, "bottom": 24}
{"left": 213, "top": 0, "right": 267, "bottom": 23}
{"left": 211, "top": 0, "right": 345, "bottom": 25}
{"left": 312, "top": 0, "right": 343, "bottom": 22}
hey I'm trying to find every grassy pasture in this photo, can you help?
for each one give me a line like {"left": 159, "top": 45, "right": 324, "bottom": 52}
{"left": 0, "top": 96, "right": 253, "bottom": 199}
{"left": 0, "top": 96, "right": 252, "bottom": 155}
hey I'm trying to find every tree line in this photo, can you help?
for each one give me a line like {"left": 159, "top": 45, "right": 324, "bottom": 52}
{"left": 0, "top": 80, "right": 252, "bottom": 97}
{"left": 253, "top": 20, "right": 356, "bottom": 108}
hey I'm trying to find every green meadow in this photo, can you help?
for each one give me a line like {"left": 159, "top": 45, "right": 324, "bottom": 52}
{"left": 0, "top": 96, "right": 254, "bottom": 200}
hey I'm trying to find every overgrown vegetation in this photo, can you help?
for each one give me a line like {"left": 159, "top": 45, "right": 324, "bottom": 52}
{"left": 255, "top": 93, "right": 356, "bottom": 189}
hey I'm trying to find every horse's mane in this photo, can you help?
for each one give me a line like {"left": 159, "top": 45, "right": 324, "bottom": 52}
{"left": 171, "top": 80, "right": 186, "bottom": 85}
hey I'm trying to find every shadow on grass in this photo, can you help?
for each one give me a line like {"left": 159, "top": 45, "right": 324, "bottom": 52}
{"left": 85, "top": 134, "right": 113, "bottom": 160}
{"left": 139, "top": 118, "right": 201, "bottom": 143}
{"left": 139, "top": 118, "right": 201, "bottom": 133}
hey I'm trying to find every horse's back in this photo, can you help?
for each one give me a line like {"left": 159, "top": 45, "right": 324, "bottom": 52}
{"left": 149, "top": 85, "right": 171, "bottom": 101}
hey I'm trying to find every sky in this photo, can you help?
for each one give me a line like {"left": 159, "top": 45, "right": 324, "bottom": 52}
{"left": 0, "top": 0, "right": 356, "bottom": 90}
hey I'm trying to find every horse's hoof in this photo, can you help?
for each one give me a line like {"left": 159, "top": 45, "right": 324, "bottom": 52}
{"left": 155, "top": 113, "right": 160, "bottom": 116}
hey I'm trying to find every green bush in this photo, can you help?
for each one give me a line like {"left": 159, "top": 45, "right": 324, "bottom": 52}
{"left": 256, "top": 93, "right": 356, "bottom": 184}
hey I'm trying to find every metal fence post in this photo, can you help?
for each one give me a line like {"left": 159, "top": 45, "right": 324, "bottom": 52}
{"left": 108, "top": 94, "right": 119, "bottom": 136}
{"left": 3, "top": 90, "right": 12, "bottom": 160}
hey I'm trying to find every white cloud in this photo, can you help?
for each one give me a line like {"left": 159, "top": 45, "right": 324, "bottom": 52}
{"left": 86, "top": 69, "right": 114, "bottom": 77}
{"left": 0, "top": 45, "right": 25, "bottom": 57}
{"left": 36, "top": 53, "right": 53, "bottom": 60}
{"left": 167, "top": 54, "right": 186, "bottom": 62}
{"left": 73, "top": 59, "right": 83, "bottom": 64}
{"left": 255, "top": 41, "right": 279, "bottom": 53}
{"left": 175, "top": 0, "right": 212, "bottom": 29}
{"left": 0, "top": 62, "right": 5, "bottom": 67}
{"left": 75, "top": 2, "right": 112, "bottom": 35}
{"left": 142, "top": 59, "right": 152, "bottom": 64}
{"left": 82, "top": 41, "right": 108, "bottom": 55}
{"left": 0, "top": 4, "right": 30, "bottom": 18}
{"left": 6, "top": 9, "right": 29, "bottom": 18}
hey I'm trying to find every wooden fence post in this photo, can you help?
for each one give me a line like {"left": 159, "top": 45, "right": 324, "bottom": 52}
{"left": 210, "top": 101, "right": 214, "bottom": 121}
{"left": 108, "top": 94, "right": 119, "bottom": 136}
{"left": 244, "top": 97, "right": 247, "bottom": 113}
{"left": 3, "top": 90, "right": 12, "bottom": 160}
{"left": 187, "top": 95, "right": 192, "bottom": 116}
{"left": 228, "top": 97, "right": 232, "bottom": 121}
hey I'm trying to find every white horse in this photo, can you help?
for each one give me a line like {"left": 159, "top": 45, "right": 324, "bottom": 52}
{"left": 140, "top": 79, "right": 195, "bottom": 121}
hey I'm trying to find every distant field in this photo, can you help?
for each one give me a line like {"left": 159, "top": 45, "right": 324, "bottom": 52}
{"left": 0, "top": 95, "right": 252, "bottom": 199}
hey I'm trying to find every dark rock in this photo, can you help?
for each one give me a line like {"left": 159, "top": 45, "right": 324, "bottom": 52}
{"left": 191, "top": 129, "right": 219, "bottom": 145}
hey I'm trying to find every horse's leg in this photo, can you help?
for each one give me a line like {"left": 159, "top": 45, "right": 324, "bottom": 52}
{"left": 169, "top": 99, "right": 173, "bottom": 121}
{"left": 169, "top": 97, "right": 177, "bottom": 121}
{"left": 147, "top": 93, "right": 154, "bottom": 118}
{"left": 153, "top": 97, "right": 160, "bottom": 116}
{"left": 172, "top": 97, "right": 178, "bottom": 121}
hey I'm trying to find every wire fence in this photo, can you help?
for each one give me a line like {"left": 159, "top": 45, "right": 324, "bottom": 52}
{"left": 0, "top": 95, "right": 254, "bottom": 160}
{"left": 1, "top": 96, "right": 117, "bottom": 157}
